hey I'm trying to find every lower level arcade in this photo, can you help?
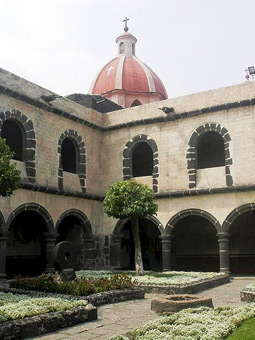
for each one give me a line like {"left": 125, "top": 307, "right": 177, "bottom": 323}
{"left": 0, "top": 202, "right": 255, "bottom": 280}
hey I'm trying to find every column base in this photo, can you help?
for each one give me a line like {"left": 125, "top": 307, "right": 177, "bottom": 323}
{"left": 45, "top": 268, "right": 55, "bottom": 274}
{"left": 0, "top": 274, "right": 9, "bottom": 288}
{"left": 220, "top": 268, "right": 230, "bottom": 274}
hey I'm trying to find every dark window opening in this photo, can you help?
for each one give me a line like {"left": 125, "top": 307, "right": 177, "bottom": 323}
{"left": 1, "top": 120, "right": 24, "bottom": 161}
{"left": 197, "top": 132, "right": 225, "bottom": 169}
{"left": 61, "top": 138, "right": 77, "bottom": 173}
{"left": 132, "top": 43, "right": 135, "bottom": 55}
{"left": 132, "top": 142, "right": 153, "bottom": 177}
{"left": 131, "top": 100, "right": 142, "bottom": 107}
{"left": 119, "top": 42, "right": 124, "bottom": 54}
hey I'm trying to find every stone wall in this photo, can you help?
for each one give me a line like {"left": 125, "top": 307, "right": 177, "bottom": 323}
{"left": 1, "top": 67, "right": 255, "bottom": 273}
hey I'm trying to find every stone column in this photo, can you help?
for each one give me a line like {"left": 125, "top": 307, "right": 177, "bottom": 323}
{"left": 0, "top": 231, "right": 8, "bottom": 286}
{"left": 44, "top": 233, "right": 58, "bottom": 273}
{"left": 110, "top": 234, "right": 123, "bottom": 269}
{"left": 217, "top": 232, "right": 230, "bottom": 274}
{"left": 160, "top": 234, "right": 172, "bottom": 272}
{"left": 83, "top": 235, "right": 95, "bottom": 269}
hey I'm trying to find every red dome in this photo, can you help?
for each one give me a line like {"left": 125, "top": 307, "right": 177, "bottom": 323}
{"left": 89, "top": 30, "right": 167, "bottom": 107}
{"left": 90, "top": 55, "right": 167, "bottom": 99}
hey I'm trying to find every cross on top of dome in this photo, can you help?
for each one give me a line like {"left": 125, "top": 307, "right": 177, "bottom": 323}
{"left": 123, "top": 17, "right": 129, "bottom": 32}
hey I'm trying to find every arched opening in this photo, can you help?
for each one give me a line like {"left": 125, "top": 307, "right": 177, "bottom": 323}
{"left": 131, "top": 100, "right": 142, "bottom": 107}
{"left": 197, "top": 131, "right": 225, "bottom": 169}
{"left": 57, "top": 215, "right": 84, "bottom": 268}
{"left": 172, "top": 215, "right": 219, "bottom": 271}
{"left": 132, "top": 142, "right": 153, "bottom": 177}
{"left": 119, "top": 218, "right": 161, "bottom": 271}
{"left": 1, "top": 119, "right": 24, "bottom": 161}
{"left": 132, "top": 43, "right": 135, "bottom": 55}
{"left": 6, "top": 211, "right": 48, "bottom": 277}
{"left": 61, "top": 138, "right": 78, "bottom": 173}
{"left": 119, "top": 42, "right": 125, "bottom": 54}
{"left": 229, "top": 210, "right": 255, "bottom": 274}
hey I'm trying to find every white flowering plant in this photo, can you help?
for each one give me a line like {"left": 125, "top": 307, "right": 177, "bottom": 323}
{"left": 76, "top": 270, "right": 225, "bottom": 286}
{"left": 109, "top": 304, "right": 255, "bottom": 340}
{"left": 0, "top": 292, "right": 87, "bottom": 323}
{"left": 243, "top": 282, "right": 255, "bottom": 292}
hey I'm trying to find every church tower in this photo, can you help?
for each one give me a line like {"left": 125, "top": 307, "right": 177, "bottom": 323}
{"left": 89, "top": 18, "right": 167, "bottom": 108}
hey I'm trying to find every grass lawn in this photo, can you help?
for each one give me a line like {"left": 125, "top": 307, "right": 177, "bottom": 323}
{"left": 226, "top": 317, "right": 255, "bottom": 340}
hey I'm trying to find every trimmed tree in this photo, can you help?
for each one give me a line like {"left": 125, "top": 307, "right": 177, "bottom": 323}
{"left": 0, "top": 138, "right": 21, "bottom": 197}
{"left": 103, "top": 180, "right": 158, "bottom": 276}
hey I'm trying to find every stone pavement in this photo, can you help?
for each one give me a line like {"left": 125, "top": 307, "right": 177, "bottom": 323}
{"left": 31, "top": 277, "right": 255, "bottom": 340}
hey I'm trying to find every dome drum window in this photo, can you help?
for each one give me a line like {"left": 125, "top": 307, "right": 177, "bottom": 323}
{"left": 119, "top": 42, "right": 125, "bottom": 54}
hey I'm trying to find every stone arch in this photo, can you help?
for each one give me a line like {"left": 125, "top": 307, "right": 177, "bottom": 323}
{"left": 6, "top": 203, "right": 54, "bottom": 233}
{"left": 222, "top": 203, "right": 255, "bottom": 232}
{"left": 113, "top": 215, "right": 164, "bottom": 236}
{"left": 112, "top": 216, "right": 163, "bottom": 271}
{"left": 123, "top": 134, "right": 159, "bottom": 192}
{"left": 165, "top": 208, "right": 221, "bottom": 234}
{"left": 56, "top": 209, "right": 92, "bottom": 236}
{"left": 58, "top": 130, "right": 86, "bottom": 193}
{"left": 222, "top": 203, "right": 255, "bottom": 274}
{"left": 130, "top": 99, "right": 142, "bottom": 107}
{"left": 166, "top": 208, "right": 221, "bottom": 272}
{"left": 187, "top": 123, "right": 233, "bottom": 189}
{"left": 56, "top": 209, "right": 93, "bottom": 269}
{"left": 0, "top": 109, "right": 36, "bottom": 183}
{"left": 6, "top": 203, "right": 55, "bottom": 276}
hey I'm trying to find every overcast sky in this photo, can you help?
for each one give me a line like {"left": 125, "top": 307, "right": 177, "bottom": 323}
{"left": 0, "top": 0, "right": 254, "bottom": 99}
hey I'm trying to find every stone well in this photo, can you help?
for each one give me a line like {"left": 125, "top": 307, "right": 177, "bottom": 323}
{"left": 151, "top": 294, "right": 214, "bottom": 313}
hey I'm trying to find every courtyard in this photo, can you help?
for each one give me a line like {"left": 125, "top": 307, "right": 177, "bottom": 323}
{"left": 11, "top": 276, "right": 255, "bottom": 340}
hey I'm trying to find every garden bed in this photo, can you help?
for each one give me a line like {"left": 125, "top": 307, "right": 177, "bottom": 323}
{"left": 136, "top": 273, "right": 230, "bottom": 294}
{"left": 0, "top": 304, "right": 96, "bottom": 340}
{"left": 109, "top": 304, "right": 255, "bottom": 340}
{"left": 240, "top": 282, "right": 255, "bottom": 302}
{"left": 76, "top": 270, "right": 230, "bottom": 294}
{"left": 0, "top": 292, "right": 97, "bottom": 340}
{"left": 2, "top": 286, "right": 145, "bottom": 306}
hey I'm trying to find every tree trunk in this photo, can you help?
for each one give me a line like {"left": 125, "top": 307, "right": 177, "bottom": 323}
{"left": 131, "top": 216, "right": 144, "bottom": 276}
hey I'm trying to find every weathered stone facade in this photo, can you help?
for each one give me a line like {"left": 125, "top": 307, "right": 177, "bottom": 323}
{"left": 1, "top": 65, "right": 255, "bottom": 280}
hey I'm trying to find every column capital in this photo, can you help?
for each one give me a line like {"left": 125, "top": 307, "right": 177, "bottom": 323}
{"left": 217, "top": 232, "right": 230, "bottom": 240}
{"left": 112, "top": 234, "right": 123, "bottom": 242}
{"left": 160, "top": 234, "right": 172, "bottom": 242}
{"left": 82, "top": 234, "right": 94, "bottom": 241}
{"left": 0, "top": 231, "right": 9, "bottom": 241}
{"left": 43, "top": 232, "right": 58, "bottom": 241}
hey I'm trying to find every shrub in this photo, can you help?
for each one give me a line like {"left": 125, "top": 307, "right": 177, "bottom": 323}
{"left": 11, "top": 273, "right": 134, "bottom": 296}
